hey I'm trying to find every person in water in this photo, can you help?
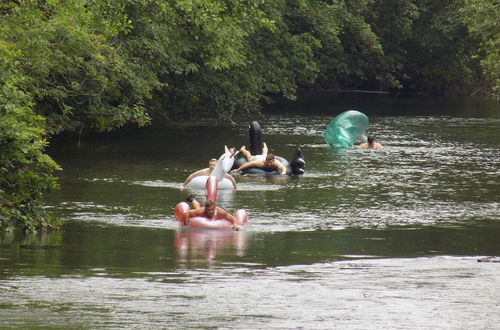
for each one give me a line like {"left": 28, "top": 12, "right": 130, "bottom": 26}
{"left": 231, "top": 153, "right": 287, "bottom": 175}
{"left": 357, "top": 135, "right": 383, "bottom": 149}
{"left": 183, "top": 196, "right": 240, "bottom": 230}
{"left": 239, "top": 142, "right": 268, "bottom": 161}
{"left": 182, "top": 158, "right": 237, "bottom": 189}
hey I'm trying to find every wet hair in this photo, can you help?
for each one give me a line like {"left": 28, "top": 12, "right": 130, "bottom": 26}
{"left": 367, "top": 135, "right": 375, "bottom": 144}
{"left": 265, "top": 154, "right": 275, "bottom": 162}
{"left": 205, "top": 200, "right": 215, "bottom": 207}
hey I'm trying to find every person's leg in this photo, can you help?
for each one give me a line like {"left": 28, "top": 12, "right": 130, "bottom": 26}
{"left": 262, "top": 142, "right": 268, "bottom": 156}
{"left": 239, "top": 146, "right": 253, "bottom": 161}
{"left": 186, "top": 194, "right": 201, "bottom": 208}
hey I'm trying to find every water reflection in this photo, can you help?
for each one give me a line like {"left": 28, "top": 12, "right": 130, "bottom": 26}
{"left": 174, "top": 229, "right": 248, "bottom": 263}
{"left": 29, "top": 96, "right": 499, "bottom": 328}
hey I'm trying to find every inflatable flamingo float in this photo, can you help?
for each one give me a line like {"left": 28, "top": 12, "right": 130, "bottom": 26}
{"left": 175, "top": 147, "right": 248, "bottom": 229}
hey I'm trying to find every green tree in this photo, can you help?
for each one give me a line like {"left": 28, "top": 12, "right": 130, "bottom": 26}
{"left": 383, "top": 0, "right": 481, "bottom": 94}
{"left": 461, "top": 0, "right": 500, "bottom": 98}
{"left": 365, "top": 0, "right": 420, "bottom": 90}
{"left": 276, "top": 0, "right": 389, "bottom": 91}
{"left": 0, "top": 41, "right": 60, "bottom": 231}
{"left": 117, "top": 0, "right": 317, "bottom": 120}
{"left": 1, "top": 0, "right": 152, "bottom": 136}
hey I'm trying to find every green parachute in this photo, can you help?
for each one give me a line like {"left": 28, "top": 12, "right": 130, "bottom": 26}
{"left": 324, "top": 110, "right": 369, "bottom": 148}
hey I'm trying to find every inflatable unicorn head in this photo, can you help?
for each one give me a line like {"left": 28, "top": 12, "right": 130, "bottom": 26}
{"left": 210, "top": 146, "right": 235, "bottom": 182}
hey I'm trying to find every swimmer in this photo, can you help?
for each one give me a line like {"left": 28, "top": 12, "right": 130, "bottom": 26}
{"left": 182, "top": 158, "right": 237, "bottom": 189}
{"left": 183, "top": 196, "right": 240, "bottom": 230}
{"left": 356, "top": 135, "right": 383, "bottom": 149}
{"left": 231, "top": 153, "right": 287, "bottom": 175}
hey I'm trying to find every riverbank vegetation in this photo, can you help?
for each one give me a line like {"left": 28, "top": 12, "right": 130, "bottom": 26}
{"left": 1, "top": 0, "right": 498, "bottom": 230}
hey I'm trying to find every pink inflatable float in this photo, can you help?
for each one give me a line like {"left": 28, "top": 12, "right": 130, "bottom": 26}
{"left": 174, "top": 176, "right": 248, "bottom": 229}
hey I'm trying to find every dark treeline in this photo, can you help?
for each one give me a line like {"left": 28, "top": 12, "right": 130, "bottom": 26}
{"left": 1, "top": 0, "right": 498, "bottom": 230}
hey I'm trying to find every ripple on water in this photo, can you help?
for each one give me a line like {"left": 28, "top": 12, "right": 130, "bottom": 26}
{"left": 0, "top": 256, "right": 498, "bottom": 329}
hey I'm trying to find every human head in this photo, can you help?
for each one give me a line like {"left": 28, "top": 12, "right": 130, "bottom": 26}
{"left": 204, "top": 200, "right": 216, "bottom": 218}
{"left": 265, "top": 154, "right": 275, "bottom": 166}
{"left": 367, "top": 135, "right": 375, "bottom": 145}
{"left": 208, "top": 158, "right": 217, "bottom": 170}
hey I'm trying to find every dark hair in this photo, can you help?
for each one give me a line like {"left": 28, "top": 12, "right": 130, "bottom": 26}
{"left": 265, "top": 154, "right": 275, "bottom": 162}
{"left": 205, "top": 200, "right": 215, "bottom": 207}
{"left": 367, "top": 135, "right": 375, "bottom": 144}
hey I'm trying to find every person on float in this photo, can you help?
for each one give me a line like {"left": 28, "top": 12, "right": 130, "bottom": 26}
{"left": 239, "top": 142, "right": 268, "bottom": 161}
{"left": 183, "top": 196, "right": 240, "bottom": 230}
{"left": 356, "top": 135, "right": 383, "bottom": 149}
{"left": 182, "top": 158, "right": 237, "bottom": 189}
{"left": 231, "top": 153, "right": 287, "bottom": 176}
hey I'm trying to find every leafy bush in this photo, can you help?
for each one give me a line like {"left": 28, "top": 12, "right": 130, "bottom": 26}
{"left": 0, "top": 41, "right": 60, "bottom": 231}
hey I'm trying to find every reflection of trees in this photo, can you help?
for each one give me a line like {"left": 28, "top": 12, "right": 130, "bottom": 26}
{"left": 0, "top": 230, "right": 63, "bottom": 275}
{"left": 174, "top": 230, "right": 248, "bottom": 263}
{"left": 0, "top": 230, "right": 62, "bottom": 247}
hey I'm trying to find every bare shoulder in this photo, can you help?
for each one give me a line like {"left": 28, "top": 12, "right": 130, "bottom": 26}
{"left": 197, "top": 168, "right": 211, "bottom": 174}
{"left": 216, "top": 207, "right": 228, "bottom": 215}
{"left": 254, "top": 159, "right": 266, "bottom": 166}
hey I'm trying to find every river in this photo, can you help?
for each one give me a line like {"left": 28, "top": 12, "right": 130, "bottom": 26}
{"left": 1, "top": 93, "right": 499, "bottom": 328}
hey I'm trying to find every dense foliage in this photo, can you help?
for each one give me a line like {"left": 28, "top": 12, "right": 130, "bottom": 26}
{"left": 0, "top": 39, "right": 60, "bottom": 230}
{"left": 1, "top": 0, "right": 498, "bottom": 230}
{"left": 461, "top": 0, "right": 500, "bottom": 96}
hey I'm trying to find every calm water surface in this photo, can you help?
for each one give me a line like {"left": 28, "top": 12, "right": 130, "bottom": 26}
{"left": 1, "top": 94, "right": 499, "bottom": 328}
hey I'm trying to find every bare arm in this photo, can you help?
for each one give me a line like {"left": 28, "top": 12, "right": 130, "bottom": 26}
{"left": 274, "top": 159, "right": 287, "bottom": 175}
{"left": 225, "top": 174, "right": 237, "bottom": 189}
{"left": 231, "top": 159, "right": 263, "bottom": 172}
{"left": 182, "top": 208, "right": 204, "bottom": 224}
{"left": 217, "top": 207, "right": 239, "bottom": 229}
{"left": 183, "top": 168, "right": 209, "bottom": 186}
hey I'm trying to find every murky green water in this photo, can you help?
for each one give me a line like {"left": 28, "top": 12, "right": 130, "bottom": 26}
{"left": 1, "top": 93, "right": 499, "bottom": 328}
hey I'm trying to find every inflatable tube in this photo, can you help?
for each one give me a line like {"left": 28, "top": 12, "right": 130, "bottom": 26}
{"left": 174, "top": 202, "right": 248, "bottom": 229}
{"left": 233, "top": 152, "right": 305, "bottom": 176}
{"left": 324, "top": 110, "right": 369, "bottom": 148}
{"left": 233, "top": 121, "right": 305, "bottom": 176}
{"left": 186, "top": 146, "right": 236, "bottom": 190}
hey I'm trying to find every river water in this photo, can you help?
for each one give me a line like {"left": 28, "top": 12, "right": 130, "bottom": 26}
{"left": 1, "top": 93, "right": 499, "bottom": 328}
